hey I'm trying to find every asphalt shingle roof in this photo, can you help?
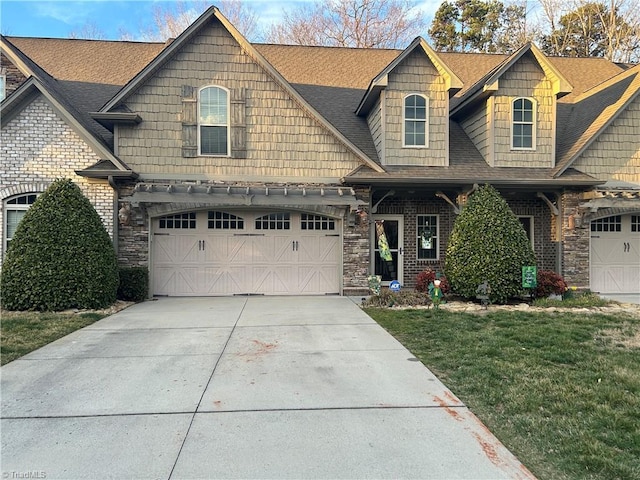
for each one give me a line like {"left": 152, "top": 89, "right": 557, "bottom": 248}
{"left": 3, "top": 34, "right": 635, "bottom": 185}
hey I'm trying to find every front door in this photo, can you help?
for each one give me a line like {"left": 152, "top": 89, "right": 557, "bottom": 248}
{"left": 371, "top": 215, "right": 403, "bottom": 285}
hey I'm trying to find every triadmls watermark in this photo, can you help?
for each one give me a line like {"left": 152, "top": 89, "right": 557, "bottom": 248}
{"left": 2, "top": 472, "right": 46, "bottom": 479}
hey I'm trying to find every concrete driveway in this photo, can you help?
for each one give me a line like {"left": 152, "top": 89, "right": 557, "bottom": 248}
{"left": 1, "top": 297, "right": 535, "bottom": 479}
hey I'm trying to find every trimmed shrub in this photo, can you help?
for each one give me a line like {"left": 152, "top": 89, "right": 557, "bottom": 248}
{"left": 534, "top": 270, "right": 567, "bottom": 298}
{"left": 415, "top": 269, "right": 450, "bottom": 294}
{"left": 1, "top": 179, "right": 119, "bottom": 311}
{"left": 117, "top": 267, "right": 149, "bottom": 302}
{"left": 444, "top": 184, "right": 536, "bottom": 304}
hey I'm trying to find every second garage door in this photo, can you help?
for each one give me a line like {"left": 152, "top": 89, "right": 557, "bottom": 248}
{"left": 152, "top": 210, "right": 341, "bottom": 296}
{"left": 590, "top": 214, "right": 640, "bottom": 294}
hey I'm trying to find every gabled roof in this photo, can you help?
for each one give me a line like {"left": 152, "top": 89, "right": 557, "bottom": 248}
{"left": 100, "top": 6, "right": 385, "bottom": 173}
{"left": 451, "top": 43, "right": 573, "bottom": 116}
{"left": 356, "top": 37, "right": 463, "bottom": 115}
{"left": 0, "top": 76, "right": 134, "bottom": 177}
{"left": 4, "top": 36, "right": 166, "bottom": 85}
{"left": 1, "top": 36, "right": 135, "bottom": 177}
{"left": 3, "top": 24, "right": 635, "bottom": 186}
{"left": 554, "top": 64, "right": 640, "bottom": 177}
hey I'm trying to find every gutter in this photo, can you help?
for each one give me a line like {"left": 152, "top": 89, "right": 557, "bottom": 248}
{"left": 343, "top": 177, "right": 604, "bottom": 188}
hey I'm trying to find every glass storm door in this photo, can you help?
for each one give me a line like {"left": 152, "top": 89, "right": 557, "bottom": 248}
{"left": 372, "top": 215, "right": 403, "bottom": 284}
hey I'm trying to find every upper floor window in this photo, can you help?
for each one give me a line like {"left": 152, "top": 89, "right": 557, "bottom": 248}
{"left": 4, "top": 193, "right": 38, "bottom": 255}
{"left": 199, "top": 86, "right": 229, "bottom": 156}
{"left": 512, "top": 98, "right": 535, "bottom": 149}
{"left": 404, "top": 94, "right": 428, "bottom": 147}
{"left": 0, "top": 74, "right": 6, "bottom": 101}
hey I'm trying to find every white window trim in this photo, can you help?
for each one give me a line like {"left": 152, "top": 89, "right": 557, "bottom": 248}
{"left": 518, "top": 215, "right": 535, "bottom": 247}
{"left": 3, "top": 193, "right": 39, "bottom": 257}
{"left": 510, "top": 97, "right": 536, "bottom": 151}
{"left": 416, "top": 214, "right": 439, "bottom": 260}
{"left": 402, "top": 93, "right": 429, "bottom": 148}
{"left": 197, "top": 85, "right": 231, "bottom": 157}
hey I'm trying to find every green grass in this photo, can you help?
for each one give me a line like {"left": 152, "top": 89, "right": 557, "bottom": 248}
{"left": 366, "top": 308, "right": 640, "bottom": 480}
{"left": 533, "top": 292, "right": 611, "bottom": 308}
{"left": 1, "top": 311, "right": 106, "bottom": 365}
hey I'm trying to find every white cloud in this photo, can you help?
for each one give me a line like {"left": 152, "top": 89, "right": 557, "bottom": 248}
{"left": 31, "top": 0, "right": 99, "bottom": 26}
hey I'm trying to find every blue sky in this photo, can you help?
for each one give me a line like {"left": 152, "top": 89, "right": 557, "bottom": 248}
{"left": 0, "top": 0, "right": 445, "bottom": 41}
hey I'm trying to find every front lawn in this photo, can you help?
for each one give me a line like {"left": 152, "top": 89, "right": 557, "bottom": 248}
{"left": 1, "top": 311, "right": 106, "bottom": 365}
{"left": 366, "top": 308, "right": 640, "bottom": 480}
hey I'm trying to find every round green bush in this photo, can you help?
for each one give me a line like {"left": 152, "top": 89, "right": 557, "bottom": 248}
{"left": 1, "top": 179, "right": 119, "bottom": 311}
{"left": 117, "top": 266, "right": 149, "bottom": 302}
{"left": 444, "top": 184, "right": 536, "bottom": 304}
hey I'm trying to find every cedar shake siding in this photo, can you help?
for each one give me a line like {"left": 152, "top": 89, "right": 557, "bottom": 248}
{"left": 460, "top": 102, "right": 490, "bottom": 162}
{"left": 492, "top": 53, "right": 555, "bottom": 168}
{"left": 367, "top": 96, "right": 384, "bottom": 163}
{"left": 116, "top": 20, "right": 363, "bottom": 182}
{"left": 383, "top": 49, "right": 449, "bottom": 166}
{"left": 1, "top": 52, "right": 27, "bottom": 97}
{"left": 572, "top": 94, "right": 640, "bottom": 184}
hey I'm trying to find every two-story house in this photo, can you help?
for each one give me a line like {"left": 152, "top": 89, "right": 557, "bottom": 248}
{"left": 2, "top": 6, "right": 639, "bottom": 297}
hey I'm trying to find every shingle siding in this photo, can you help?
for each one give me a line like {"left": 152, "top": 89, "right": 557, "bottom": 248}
{"left": 492, "top": 53, "right": 555, "bottom": 168}
{"left": 116, "top": 20, "right": 363, "bottom": 181}
{"left": 1, "top": 52, "right": 27, "bottom": 97}
{"left": 0, "top": 96, "right": 114, "bottom": 256}
{"left": 367, "top": 96, "right": 384, "bottom": 163}
{"left": 384, "top": 50, "right": 448, "bottom": 166}
{"left": 460, "top": 103, "right": 489, "bottom": 162}
{"left": 572, "top": 94, "right": 640, "bottom": 183}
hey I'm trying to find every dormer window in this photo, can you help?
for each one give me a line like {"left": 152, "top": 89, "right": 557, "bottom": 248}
{"left": 198, "top": 86, "right": 229, "bottom": 156}
{"left": 403, "top": 94, "right": 428, "bottom": 147}
{"left": 512, "top": 98, "right": 535, "bottom": 150}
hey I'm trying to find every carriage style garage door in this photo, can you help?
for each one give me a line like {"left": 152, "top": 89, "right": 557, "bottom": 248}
{"left": 152, "top": 210, "right": 341, "bottom": 296}
{"left": 590, "top": 214, "right": 640, "bottom": 294}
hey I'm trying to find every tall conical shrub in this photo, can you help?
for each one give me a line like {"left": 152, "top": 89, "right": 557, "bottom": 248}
{"left": 1, "top": 179, "right": 118, "bottom": 311}
{"left": 445, "top": 184, "right": 536, "bottom": 304}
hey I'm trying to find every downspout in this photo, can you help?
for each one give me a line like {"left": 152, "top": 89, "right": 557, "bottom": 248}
{"left": 108, "top": 175, "right": 119, "bottom": 255}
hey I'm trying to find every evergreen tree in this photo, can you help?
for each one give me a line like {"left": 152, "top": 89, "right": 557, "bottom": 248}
{"left": 444, "top": 184, "right": 536, "bottom": 304}
{"left": 429, "top": 0, "right": 530, "bottom": 53}
{"left": 1, "top": 179, "right": 119, "bottom": 311}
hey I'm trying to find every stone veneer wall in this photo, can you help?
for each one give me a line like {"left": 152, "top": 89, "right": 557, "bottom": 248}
{"left": 0, "top": 97, "right": 115, "bottom": 257}
{"left": 342, "top": 187, "right": 370, "bottom": 295}
{"left": 561, "top": 190, "right": 590, "bottom": 287}
{"left": 116, "top": 183, "right": 372, "bottom": 293}
{"left": 116, "top": 182, "right": 150, "bottom": 267}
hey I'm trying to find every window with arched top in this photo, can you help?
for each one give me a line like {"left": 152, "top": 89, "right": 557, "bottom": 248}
{"left": 199, "top": 86, "right": 229, "bottom": 156}
{"left": 3, "top": 193, "right": 39, "bottom": 255}
{"left": 512, "top": 98, "right": 535, "bottom": 149}
{"left": 403, "top": 94, "right": 428, "bottom": 147}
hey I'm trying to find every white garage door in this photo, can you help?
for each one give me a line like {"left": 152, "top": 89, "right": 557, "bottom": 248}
{"left": 590, "top": 214, "right": 640, "bottom": 294}
{"left": 152, "top": 210, "right": 341, "bottom": 296}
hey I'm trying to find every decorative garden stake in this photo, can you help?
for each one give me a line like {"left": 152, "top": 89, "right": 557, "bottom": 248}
{"left": 429, "top": 279, "right": 443, "bottom": 309}
{"left": 476, "top": 280, "right": 491, "bottom": 309}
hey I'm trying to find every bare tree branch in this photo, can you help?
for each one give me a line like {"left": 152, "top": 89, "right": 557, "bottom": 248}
{"left": 69, "top": 21, "right": 107, "bottom": 40}
{"left": 266, "top": 0, "right": 426, "bottom": 48}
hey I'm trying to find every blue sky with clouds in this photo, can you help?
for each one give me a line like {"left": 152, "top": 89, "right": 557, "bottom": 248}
{"left": 0, "top": 0, "right": 444, "bottom": 41}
